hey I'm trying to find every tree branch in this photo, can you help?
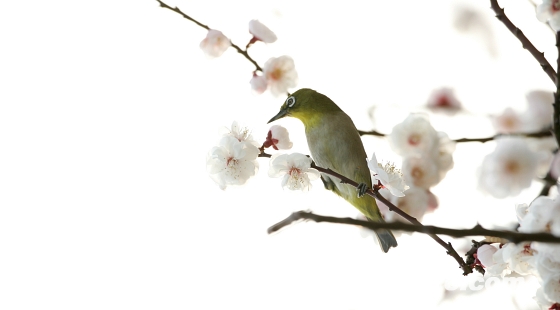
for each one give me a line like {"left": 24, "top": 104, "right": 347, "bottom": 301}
{"left": 155, "top": 0, "right": 263, "bottom": 72}
{"left": 268, "top": 211, "right": 560, "bottom": 244}
{"left": 489, "top": 0, "right": 557, "bottom": 85}
{"left": 358, "top": 129, "right": 552, "bottom": 143}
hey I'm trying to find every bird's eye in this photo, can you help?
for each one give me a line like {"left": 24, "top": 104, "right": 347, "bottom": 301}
{"left": 286, "top": 96, "right": 296, "bottom": 107}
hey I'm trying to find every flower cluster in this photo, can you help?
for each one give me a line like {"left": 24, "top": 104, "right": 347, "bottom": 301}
{"left": 206, "top": 121, "right": 260, "bottom": 190}
{"left": 207, "top": 121, "right": 321, "bottom": 191}
{"left": 198, "top": 20, "right": 297, "bottom": 96}
{"left": 384, "top": 113, "right": 455, "bottom": 221}
{"left": 479, "top": 196, "right": 560, "bottom": 309}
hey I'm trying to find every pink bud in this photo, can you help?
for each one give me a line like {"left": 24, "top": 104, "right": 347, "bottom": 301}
{"left": 263, "top": 125, "right": 293, "bottom": 150}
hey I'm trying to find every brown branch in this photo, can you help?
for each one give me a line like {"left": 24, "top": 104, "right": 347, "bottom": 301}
{"left": 307, "top": 162, "right": 472, "bottom": 275}
{"left": 155, "top": 0, "right": 263, "bottom": 72}
{"left": 490, "top": 0, "right": 557, "bottom": 85}
{"left": 358, "top": 128, "right": 552, "bottom": 143}
{"left": 268, "top": 211, "right": 560, "bottom": 243}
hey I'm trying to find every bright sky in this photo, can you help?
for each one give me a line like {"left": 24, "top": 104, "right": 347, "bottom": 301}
{"left": 0, "top": 0, "right": 555, "bottom": 309}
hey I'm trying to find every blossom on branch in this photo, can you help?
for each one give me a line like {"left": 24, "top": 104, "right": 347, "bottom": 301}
{"left": 491, "top": 107, "right": 524, "bottom": 134}
{"left": 199, "top": 29, "right": 231, "bottom": 58}
{"left": 249, "top": 73, "right": 268, "bottom": 94}
{"left": 537, "top": 0, "right": 560, "bottom": 31}
{"left": 477, "top": 137, "right": 539, "bottom": 198}
{"left": 268, "top": 153, "right": 319, "bottom": 191}
{"left": 263, "top": 125, "right": 293, "bottom": 150}
{"left": 388, "top": 113, "right": 438, "bottom": 157}
{"left": 248, "top": 19, "right": 277, "bottom": 44}
{"left": 206, "top": 135, "right": 259, "bottom": 190}
{"left": 263, "top": 56, "right": 298, "bottom": 97}
{"left": 367, "top": 153, "right": 408, "bottom": 197}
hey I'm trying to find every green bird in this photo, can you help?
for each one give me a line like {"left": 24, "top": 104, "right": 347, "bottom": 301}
{"left": 268, "top": 88, "right": 398, "bottom": 253}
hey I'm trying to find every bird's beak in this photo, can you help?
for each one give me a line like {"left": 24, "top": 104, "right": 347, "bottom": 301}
{"left": 267, "top": 108, "right": 288, "bottom": 124}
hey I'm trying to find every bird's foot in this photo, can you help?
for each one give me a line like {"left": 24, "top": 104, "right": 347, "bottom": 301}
{"left": 357, "top": 183, "right": 368, "bottom": 198}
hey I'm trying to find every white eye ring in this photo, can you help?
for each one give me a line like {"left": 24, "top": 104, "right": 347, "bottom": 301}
{"left": 286, "top": 96, "right": 296, "bottom": 107}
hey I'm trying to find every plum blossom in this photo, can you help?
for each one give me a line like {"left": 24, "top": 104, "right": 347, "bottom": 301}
{"left": 249, "top": 74, "right": 268, "bottom": 94}
{"left": 248, "top": 20, "right": 277, "bottom": 44}
{"left": 388, "top": 113, "right": 439, "bottom": 157}
{"left": 223, "top": 121, "right": 259, "bottom": 148}
{"left": 486, "top": 243, "right": 536, "bottom": 276}
{"left": 367, "top": 153, "right": 408, "bottom": 197}
{"left": 477, "top": 244, "right": 499, "bottom": 267}
{"left": 426, "top": 87, "right": 462, "bottom": 114}
{"left": 263, "top": 56, "right": 298, "bottom": 97}
{"left": 268, "top": 153, "right": 320, "bottom": 191}
{"left": 402, "top": 156, "right": 440, "bottom": 189}
{"left": 491, "top": 107, "right": 524, "bottom": 134}
{"left": 206, "top": 135, "right": 259, "bottom": 190}
{"left": 518, "top": 196, "right": 555, "bottom": 233}
{"left": 478, "top": 137, "right": 539, "bottom": 198}
{"left": 199, "top": 29, "right": 230, "bottom": 58}
{"left": 263, "top": 125, "right": 293, "bottom": 150}
{"left": 537, "top": 0, "right": 560, "bottom": 31}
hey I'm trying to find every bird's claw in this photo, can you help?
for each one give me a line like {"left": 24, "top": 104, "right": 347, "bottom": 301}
{"left": 357, "top": 183, "right": 368, "bottom": 198}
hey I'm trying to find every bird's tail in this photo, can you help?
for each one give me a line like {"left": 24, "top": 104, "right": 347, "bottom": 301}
{"left": 375, "top": 229, "right": 398, "bottom": 253}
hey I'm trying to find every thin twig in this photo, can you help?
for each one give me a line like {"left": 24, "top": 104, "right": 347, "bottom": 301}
{"left": 155, "top": 0, "right": 263, "bottom": 72}
{"left": 489, "top": 0, "right": 557, "bottom": 85}
{"left": 268, "top": 211, "right": 560, "bottom": 244}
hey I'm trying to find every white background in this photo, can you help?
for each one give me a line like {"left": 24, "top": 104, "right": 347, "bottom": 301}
{"left": 0, "top": 0, "right": 555, "bottom": 309}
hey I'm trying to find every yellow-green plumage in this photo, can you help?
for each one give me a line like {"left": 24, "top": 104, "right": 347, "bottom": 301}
{"left": 268, "top": 88, "right": 398, "bottom": 253}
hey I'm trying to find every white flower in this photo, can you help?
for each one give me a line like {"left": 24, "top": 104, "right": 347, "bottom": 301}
{"left": 264, "top": 125, "right": 293, "bottom": 150}
{"left": 543, "top": 272, "right": 560, "bottom": 304}
{"left": 518, "top": 196, "right": 554, "bottom": 233}
{"left": 388, "top": 113, "right": 439, "bottom": 157}
{"left": 199, "top": 29, "right": 231, "bottom": 58}
{"left": 263, "top": 56, "right": 298, "bottom": 97}
{"left": 477, "top": 244, "right": 499, "bottom": 267}
{"left": 384, "top": 187, "right": 429, "bottom": 224}
{"left": 268, "top": 153, "right": 320, "bottom": 191}
{"left": 426, "top": 87, "right": 462, "bottom": 114}
{"left": 402, "top": 156, "right": 440, "bottom": 189}
{"left": 223, "top": 121, "right": 259, "bottom": 148}
{"left": 487, "top": 243, "right": 536, "bottom": 276}
{"left": 485, "top": 246, "right": 510, "bottom": 277}
{"left": 367, "top": 153, "right": 408, "bottom": 197}
{"left": 491, "top": 107, "right": 525, "bottom": 134}
{"left": 535, "top": 251, "right": 560, "bottom": 279}
{"left": 478, "top": 137, "right": 539, "bottom": 198}
{"left": 525, "top": 90, "right": 553, "bottom": 131}
{"left": 248, "top": 19, "right": 277, "bottom": 43}
{"left": 503, "top": 242, "right": 537, "bottom": 276}
{"left": 537, "top": 0, "right": 560, "bottom": 31}
{"left": 249, "top": 74, "right": 267, "bottom": 94}
{"left": 207, "top": 136, "right": 259, "bottom": 190}
{"left": 516, "top": 203, "right": 530, "bottom": 223}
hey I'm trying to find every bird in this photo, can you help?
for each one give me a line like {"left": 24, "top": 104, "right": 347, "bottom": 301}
{"left": 268, "top": 88, "right": 398, "bottom": 253}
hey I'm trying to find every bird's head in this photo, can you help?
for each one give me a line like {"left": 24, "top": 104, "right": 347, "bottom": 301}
{"left": 267, "top": 88, "right": 342, "bottom": 127}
